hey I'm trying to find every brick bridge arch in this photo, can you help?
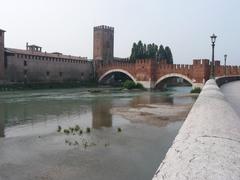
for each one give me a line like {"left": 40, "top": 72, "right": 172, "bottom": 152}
{"left": 98, "top": 69, "right": 137, "bottom": 83}
{"left": 95, "top": 59, "right": 233, "bottom": 89}
{"left": 154, "top": 73, "right": 194, "bottom": 88}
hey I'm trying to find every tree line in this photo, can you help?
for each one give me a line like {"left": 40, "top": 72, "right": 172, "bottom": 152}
{"left": 130, "top": 41, "right": 173, "bottom": 64}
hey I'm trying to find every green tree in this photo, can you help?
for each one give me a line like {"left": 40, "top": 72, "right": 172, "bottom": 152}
{"left": 158, "top": 45, "right": 167, "bottom": 61}
{"left": 129, "top": 41, "right": 173, "bottom": 64}
{"left": 165, "top": 46, "right": 173, "bottom": 64}
{"left": 130, "top": 43, "right": 137, "bottom": 60}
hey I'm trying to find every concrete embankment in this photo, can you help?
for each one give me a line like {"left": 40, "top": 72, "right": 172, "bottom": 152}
{"left": 153, "top": 79, "right": 240, "bottom": 180}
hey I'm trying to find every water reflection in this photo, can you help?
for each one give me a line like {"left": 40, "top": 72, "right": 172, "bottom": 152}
{"left": 130, "top": 94, "right": 173, "bottom": 107}
{"left": 91, "top": 98, "right": 112, "bottom": 128}
{"left": 0, "top": 104, "right": 5, "bottom": 137}
{"left": 0, "top": 86, "right": 195, "bottom": 137}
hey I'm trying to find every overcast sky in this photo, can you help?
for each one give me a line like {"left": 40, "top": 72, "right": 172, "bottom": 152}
{"left": 0, "top": 0, "right": 239, "bottom": 64}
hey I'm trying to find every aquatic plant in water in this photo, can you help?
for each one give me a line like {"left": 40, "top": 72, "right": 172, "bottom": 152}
{"left": 117, "top": 127, "right": 122, "bottom": 132}
{"left": 57, "top": 125, "right": 62, "bottom": 132}
{"left": 86, "top": 127, "right": 91, "bottom": 133}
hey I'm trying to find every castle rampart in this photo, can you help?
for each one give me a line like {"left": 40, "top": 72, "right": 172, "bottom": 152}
{"left": 4, "top": 47, "right": 93, "bottom": 83}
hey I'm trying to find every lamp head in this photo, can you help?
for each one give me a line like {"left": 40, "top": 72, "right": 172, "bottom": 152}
{"left": 224, "top": 54, "right": 227, "bottom": 59}
{"left": 211, "top": 33, "right": 217, "bottom": 44}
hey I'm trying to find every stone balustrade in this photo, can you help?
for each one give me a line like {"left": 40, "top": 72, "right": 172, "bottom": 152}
{"left": 153, "top": 77, "right": 240, "bottom": 180}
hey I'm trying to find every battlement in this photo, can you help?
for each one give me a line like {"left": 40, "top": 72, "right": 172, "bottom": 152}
{"left": 26, "top": 42, "right": 42, "bottom": 52}
{"left": 94, "top": 25, "right": 114, "bottom": 31}
{"left": 215, "top": 60, "right": 220, "bottom": 66}
{"left": 193, "top": 59, "right": 210, "bottom": 65}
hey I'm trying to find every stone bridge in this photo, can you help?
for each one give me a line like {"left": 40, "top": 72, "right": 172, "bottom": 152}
{"left": 95, "top": 59, "right": 240, "bottom": 88}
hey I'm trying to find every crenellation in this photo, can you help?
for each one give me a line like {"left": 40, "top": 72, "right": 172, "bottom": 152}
{"left": 94, "top": 25, "right": 114, "bottom": 32}
{"left": 215, "top": 60, "right": 221, "bottom": 66}
{"left": 201, "top": 59, "right": 209, "bottom": 65}
{"left": 193, "top": 59, "right": 201, "bottom": 65}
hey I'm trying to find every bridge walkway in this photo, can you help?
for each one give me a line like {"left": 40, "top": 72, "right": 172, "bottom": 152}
{"left": 220, "top": 80, "right": 240, "bottom": 118}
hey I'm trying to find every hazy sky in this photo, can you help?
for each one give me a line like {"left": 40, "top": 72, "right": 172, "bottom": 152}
{"left": 0, "top": 0, "right": 239, "bottom": 64}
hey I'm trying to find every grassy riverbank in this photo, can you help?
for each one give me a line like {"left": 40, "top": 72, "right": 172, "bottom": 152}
{"left": 0, "top": 81, "right": 98, "bottom": 91}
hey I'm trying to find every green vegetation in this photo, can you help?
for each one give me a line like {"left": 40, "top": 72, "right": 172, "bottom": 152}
{"left": 117, "top": 127, "right": 122, "bottom": 132}
{"left": 190, "top": 87, "right": 202, "bottom": 93}
{"left": 60, "top": 125, "right": 123, "bottom": 149}
{"left": 63, "top": 129, "right": 70, "bottom": 134}
{"left": 74, "top": 125, "right": 80, "bottom": 132}
{"left": 130, "top": 41, "right": 173, "bottom": 64}
{"left": 57, "top": 126, "right": 62, "bottom": 132}
{"left": 86, "top": 127, "right": 91, "bottom": 133}
{"left": 0, "top": 81, "right": 98, "bottom": 92}
{"left": 123, "top": 80, "right": 144, "bottom": 90}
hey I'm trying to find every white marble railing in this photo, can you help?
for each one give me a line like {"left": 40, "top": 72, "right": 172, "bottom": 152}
{"left": 153, "top": 78, "right": 240, "bottom": 180}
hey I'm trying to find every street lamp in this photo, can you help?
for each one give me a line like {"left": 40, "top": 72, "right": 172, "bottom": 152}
{"left": 210, "top": 34, "right": 217, "bottom": 79}
{"left": 224, "top": 54, "right": 227, "bottom": 76}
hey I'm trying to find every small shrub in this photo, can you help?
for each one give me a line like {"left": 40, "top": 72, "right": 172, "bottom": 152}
{"left": 135, "top": 83, "right": 144, "bottom": 89}
{"left": 123, "top": 80, "right": 144, "bottom": 90}
{"left": 123, "top": 80, "right": 136, "bottom": 89}
{"left": 190, "top": 87, "right": 201, "bottom": 93}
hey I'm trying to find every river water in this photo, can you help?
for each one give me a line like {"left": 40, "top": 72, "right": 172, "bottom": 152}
{"left": 0, "top": 87, "right": 196, "bottom": 180}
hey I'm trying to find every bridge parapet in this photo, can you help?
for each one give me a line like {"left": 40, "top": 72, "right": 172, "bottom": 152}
{"left": 153, "top": 78, "right": 240, "bottom": 179}
{"left": 96, "top": 58, "right": 240, "bottom": 89}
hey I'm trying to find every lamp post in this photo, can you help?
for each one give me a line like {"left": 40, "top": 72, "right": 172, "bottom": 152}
{"left": 210, "top": 34, "right": 217, "bottom": 79}
{"left": 224, "top": 54, "right": 227, "bottom": 76}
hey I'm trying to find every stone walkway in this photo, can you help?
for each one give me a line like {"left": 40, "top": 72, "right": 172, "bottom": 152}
{"left": 220, "top": 81, "right": 240, "bottom": 118}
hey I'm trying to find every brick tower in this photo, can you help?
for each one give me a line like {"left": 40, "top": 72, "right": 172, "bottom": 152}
{"left": 0, "top": 29, "right": 5, "bottom": 81}
{"left": 93, "top": 25, "right": 114, "bottom": 62}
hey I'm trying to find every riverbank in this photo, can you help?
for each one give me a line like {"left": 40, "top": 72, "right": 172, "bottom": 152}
{"left": 0, "top": 81, "right": 98, "bottom": 91}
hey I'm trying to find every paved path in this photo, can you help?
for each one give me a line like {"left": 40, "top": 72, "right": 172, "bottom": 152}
{"left": 220, "top": 81, "right": 240, "bottom": 117}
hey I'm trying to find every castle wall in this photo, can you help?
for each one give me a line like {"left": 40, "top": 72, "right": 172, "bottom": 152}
{"left": 5, "top": 52, "right": 93, "bottom": 83}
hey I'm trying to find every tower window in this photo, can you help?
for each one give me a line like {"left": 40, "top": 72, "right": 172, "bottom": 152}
{"left": 46, "top": 71, "right": 50, "bottom": 76}
{"left": 24, "top": 60, "right": 27, "bottom": 66}
{"left": 59, "top": 72, "right": 62, "bottom": 77}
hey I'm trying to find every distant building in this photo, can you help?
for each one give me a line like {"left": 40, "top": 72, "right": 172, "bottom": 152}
{"left": 0, "top": 25, "right": 129, "bottom": 84}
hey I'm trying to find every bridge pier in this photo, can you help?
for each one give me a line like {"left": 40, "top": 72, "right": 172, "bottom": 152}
{"left": 136, "top": 80, "right": 155, "bottom": 89}
{"left": 137, "top": 81, "right": 204, "bottom": 89}
{"left": 192, "top": 83, "right": 204, "bottom": 89}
